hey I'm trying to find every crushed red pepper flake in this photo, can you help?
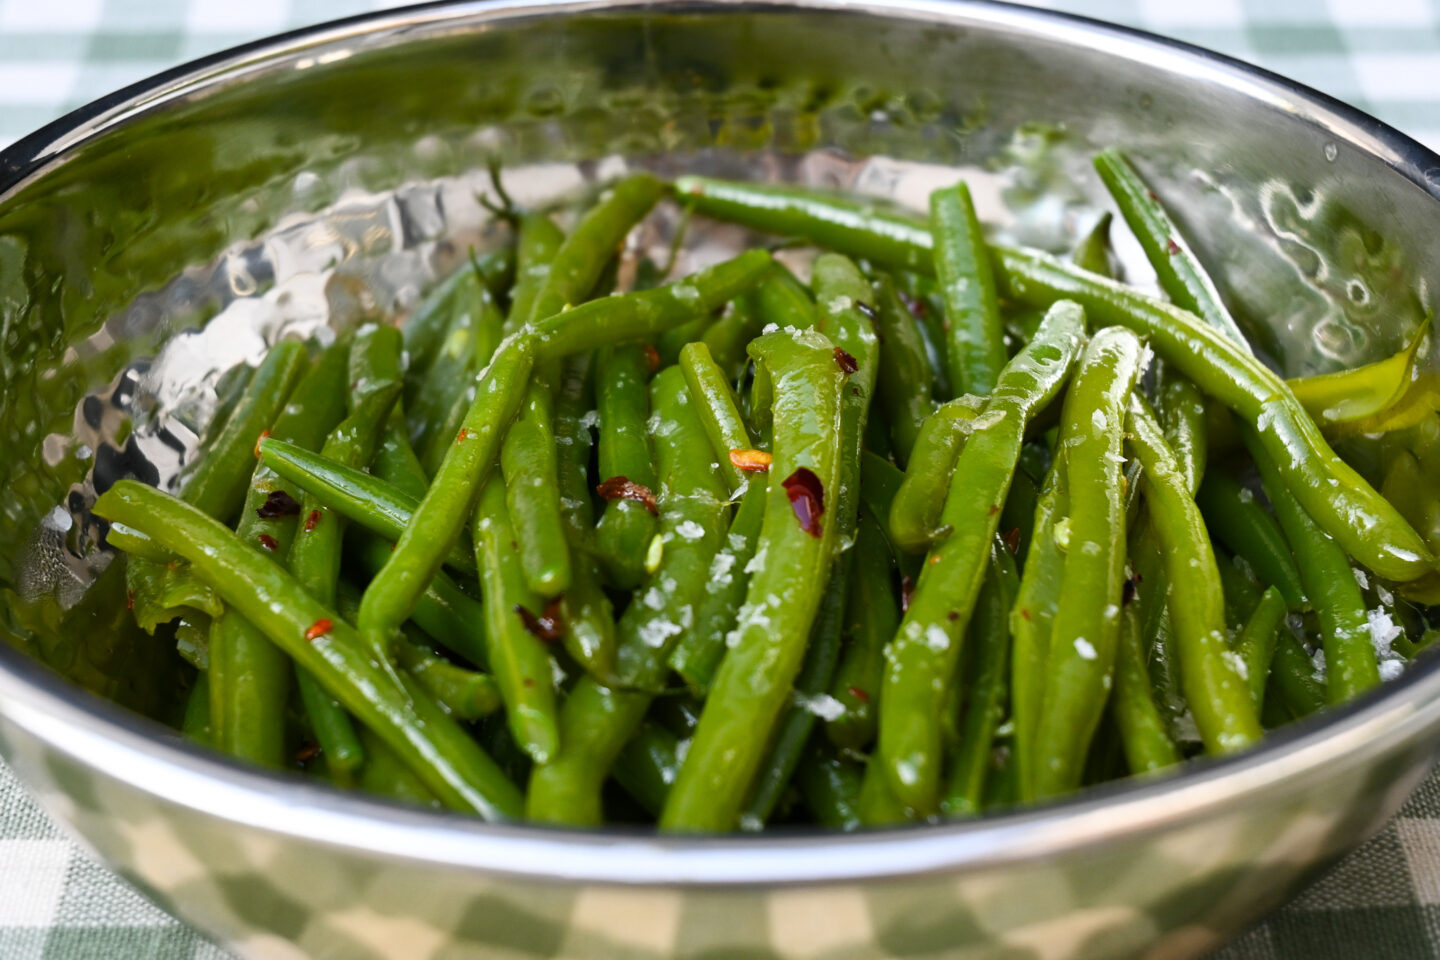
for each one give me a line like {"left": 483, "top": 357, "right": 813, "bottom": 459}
{"left": 848, "top": 686, "right": 870, "bottom": 703}
{"left": 304, "top": 618, "right": 333, "bottom": 641}
{"left": 643, "top": 343, "right": 661, "bottom": 373}
{"left": 901, "top": 576, "right": 915, "bottom": 613}
{"left": 516, "top": 600, "right": 565, "bottom": 642}
{"left": 304, "top": 510, "right": 321, "bottom": 532}
{"left": 1003, "top": 527, "right": 1021, "bottom": 555}
{"left": 947, "top": 611, "right": 960, "bottom": 622}
{"left": 729, "top": 448, "right": 772, "bottom": 473}
{"left": 899, "top": 292, "right": 927, "bottom": 318}
{"left": 1020, "top": 607, "right": 1032, "bottom": 622}
{"left": 457, "top": 427, "right": 470, "bottom": 443}
{"left": 257, "top": 533, "right": 279, "bottom": 551}
{"left": 256, "top": 489, "right": 301, "bottom": 519}
{"left": 834, "top": 347, "right": 859, "bottom": 374}
{"left": 986, "top": 504, "right": 1000, "bottom": 516}
{"left": 126, "top": 590, "right": 135, "bottom": 611}
{"left": 254, "top": 429, "right": 271, "bottom": 458}
{"left": 296, "top": 742, "right": 322, "bottom": 763}
{"left": 596, "top": 476, "right": 659, "bottom": 515}
{"left": 782, "top": 467, "right": 825, "bottom": 537}
{"left": 1166, "top": 237, "right": 1181, "bottom": 255}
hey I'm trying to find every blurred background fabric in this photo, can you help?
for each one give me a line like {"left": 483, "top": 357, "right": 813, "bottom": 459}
{"left": 3, "top": 1, "right": 1440, "bottom": 958}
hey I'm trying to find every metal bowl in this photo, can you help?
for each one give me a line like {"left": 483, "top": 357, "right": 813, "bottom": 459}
{"left": 2, "top": 2, "right": 1439, "bottom": 957}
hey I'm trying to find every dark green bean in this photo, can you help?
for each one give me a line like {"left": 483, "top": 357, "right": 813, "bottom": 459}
{"left": 1270, "top": 634, "right": 1327, "bottom": 718}
{"left": 797, "top": 740, "right": 864, "bottom": 831}
{"left": 871, "top": 273, "right": 936, "bottom": 464}
{"left": 505, "top": 213, "right": 565, "bottom": 334}
{"left": 1238, "top": 586, "right": 1288, "bottom": 711}
{"left": 406, "top": 272, "right": 504, "bottom": 454}
{"left": 593, "top": 344, "right": 659, "bottom": 590}
{"left": 700, "top": 294, "right": 765, "bottom": 381}
{"left": 1111, "top": 596, "right": 1181, "bottom": 776}
{"left": 501, "top": 381, "right": 572, "bottom": 597}
{"left": 825, "top": 508, "right": 899, "bottom": 750}
{"left": 941, "top": 539, "right": 1019, "bottom": 815}
{"left": 611, "top": 722, "right": 682, "bottom": 817}
{"left": 396, "top": 633, "right": 502, "bottom": 720}
{"left": 930, "top": 182, "right": 1005, "bottom": 396}
{"left": 1195, "top": 467, "right": 1305, "bottom": 610}
{"left": 472, "top": 474, "right": 560, "bottom": 763}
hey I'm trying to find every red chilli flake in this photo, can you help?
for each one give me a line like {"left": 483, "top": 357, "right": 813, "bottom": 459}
{"left": 729, "top": 448, "right": 772, "bottom": 473}
{"left": 305, "top": 618, "right": 333, "bottom": 642}
{"left": 304, "top": 510, "right": 321, "bottom": 533}
{"left": 456, "top": 427, "right": 470, "bottom": 443}
{"left": 257, "top": 533, "right": 279, "bottom": 551}
{"left": 782, "top": 467, "right": 825, "bottom": 537}
{"left": 516, "top": 601, "right": 565, "bottom": 642}
{"left": 296, "top": 742, "right": 322, "bottom": 763}
{"left": 253, "top": 429, "right": 271, "bottom": 458}
{"left": 899, "top": 292, "right": 927, "bottom": 318}
{"left": 643, "top": 343, "right": 662, "bottom": 374}
{"left": 256, "top": 489, "right": 301, "bottom": 519}
{"left": 834, "top": 347, "right": 859, "bottom": 375}
{"left": 900, "top": 576, "right": 915, "bottom": 613}
{"left": 848, "top": 686, "right": 870, "bottom": 703}
{"left": 596, "top": 476, "right": 659, "bottom": 515}
{"left": 126, "top": 590, "right": 135, "bottom": 611}
{"left": 1003, "top": 527, "right": 1021, "bottom": 555}
{"left": 1166, "top": 237, "right": 1181, "bottom": 255}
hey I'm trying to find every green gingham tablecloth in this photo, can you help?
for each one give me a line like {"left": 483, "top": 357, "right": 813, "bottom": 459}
{"left": 4, "top": 0, "right": 1440, "bottom": 957}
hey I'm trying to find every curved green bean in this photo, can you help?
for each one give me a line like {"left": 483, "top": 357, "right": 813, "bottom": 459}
{"left": 888, "top": 396, "right": 987, "bottom": 554}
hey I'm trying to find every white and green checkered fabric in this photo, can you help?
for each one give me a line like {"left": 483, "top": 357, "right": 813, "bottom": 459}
{"left": 3, "top": 1, "right": 1440, "bottom": 958}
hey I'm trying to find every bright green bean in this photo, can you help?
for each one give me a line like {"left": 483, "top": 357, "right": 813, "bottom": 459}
{"left": 930, "top": 182, "right": 1005, "bottom": 396}
{"left": 593, "top": 344, "right": 658, "bottom": 590}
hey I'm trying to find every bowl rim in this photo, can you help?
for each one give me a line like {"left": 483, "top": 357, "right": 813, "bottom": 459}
{"left": 3, "top": 0, "right": 1440, "bottom": 888}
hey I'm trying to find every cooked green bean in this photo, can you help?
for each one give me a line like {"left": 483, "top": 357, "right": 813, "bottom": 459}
{"left": 1071, "top": 211, "right": 1117, "bottom": 277}
{"left": 1238, "top": 586, "right": 1288, "bottom": 711}
{"left": 660, "top": 328, "right": 846, "bottom": 832}
{"left": 1127, "top": 397, "right": 1262, "bottom": 754}
{"left": 1195, "top": 468, "right": 1305, "bottom": 611}
{"left": 593, "top": 344, "right": 659, "bottom": 590}
{"left": 798, "top": 740, "right": 864, "bottom": 831}
{"left": 612, "top": 721, "right": 683, "bottom": 817}
{"left": 1111, "top": 594, "right": 1181, "bottom": 776}
{"left": 1270, "top": 633, "right": 1327, "bottom": 719}
{"left": 888, "top": 396, "right": 986, "bottom": 554}
{"left": 930, "top": 182, "right": 1006, "bottom": 397}
{"left": 881, "top": 301, "right": 1084, "bottom": 814}
{"left": 1030, "top": 326, "right": 1142, "bottom": 800}
{"left": 396, "top": 633, "right": 502, "bottom": 721}
{"left": 871, "top": 273, "right": 937, "bottom": 464}
{"left": 825, "top": 508, "right": 899, "bottom": 750}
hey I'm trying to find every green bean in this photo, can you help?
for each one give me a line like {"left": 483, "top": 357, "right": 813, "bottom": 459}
{"left": 1071, "top": 211, "right": 1117, "bottom": 278}
{"left": 998, "top": 460, "right": 1040, "bottom": 564}
{"left": 472, "top": 474, "right": 560, "bottom": 763}
{"left": 930, "top": 182, "right": 1005, "bottom": 396}
{"left": 1216, "top": 546, "right": 1265, "bottom": 629}
{"left": 888, "top": 396, "right": 986, "bottom": 554}
{"left": 404, "top": 252, "right": 509, "bottom": 385}
{"left": 395, "top": 633, "right": 501, "bottom": 720}
{"left": 94, "top": 480, "right": 522, "bottom": 818}
{"left": 825, "top": 508, "right": 899, "bottom": 750}
{"left": 294, "top": 671, "right": 363, "bottom": 783}
{"left": 1157, "top": 371, "right": 1208, "bottom": 496}
{"left": 740, "top": 254, "right": 882, "bottom": 826}
{"left": 1127, "top": 397, "right": 1262, "bottom": 754}
{"left": 678, "top": 342, "right": 752, "bottom": 494}
{"left": 612, "top": 721, "right": 682, "bottom": 817}
{"left": 1245, "top": 432, "right": 1381, "bottom": 703}
{"left": 258, "top": 439, "right": 476, "bottom": 578}
{"left": 1270, "top": 634, "right": 1327, "bottom": 718}
{"left": 505, "top": 213, "right": 565, "bottom": 334}
{"left": 357, "top": 727, "right": 442, "bottom": 809}
{"left": 357, "top": 334, "right": 533, "bottom": 660}
{"left": 751, "top": 260, "right": 817, "bottom": 331}
{"left": 1196, "top": 473, "right": 1305, "bottom": 615}
{"left": 674, "top": 176, "right": 933, "bottom": 273}
{"left": 1093, "top": 149, "right": 1250, "bottom": 346}
{"left": 1030, "top": 326, "right": 1142, "bottom": 800}
{"left": 551, "top": 352, "right": 618, "bottom": 680}
{"left": 528, "top": 367, "right": 728, "bottom": 823}
{"left": 525, "top": 250, "right": 772, "bottom": 359}
{"left": 181, "top": 675, "right": 211, "bottom": 745}
{"left": 350, "top": 534, "right": 487, "bottom": 670}
{"left": 672, "top": 178, "right": 1433, "bottom": 581}
{"left": 881, "top": 301, "right": 1085, "bottom": 814}
{"left": 660, "top": 327, "right": 847, "bottom": 832}
{"left": 857, "top": 752, "right": 914, "bottom": 825}
{"left": 207, "top": 342, "right": 349, "bottom": 767}
{"left": 871, "top": 273, "right": 937, "bottom": 464}
{"left": 993, "top": 245, "right": 1434, "bottom": 583}
{"left": 406, "top": 272, "right": 504, "bottom": 454}
{"left": 700, "top": 294, "right": 765, "bottom": 381}
{"left": 1237, "top": 586, "right": 1288, "bottom": 711}
{"left": 500, "top": 381, "right": 571, "bottom": 597}
{"left": 592, "top": 344, "right": 659, "bottom": 590}
{"left": 668, "top": 343, "right": 767, "bottom": 690}
{"left": 178, "top": 340, "right": 308, "bottom": 523}
{"left": 941, "top": 539, "right": 1019, "bottom": 816}
{"left": 1111, "top": 596, "right": 1181, "bottom": 776}
{"left": 798, "top": 740, "right": 864, "bottom": 831}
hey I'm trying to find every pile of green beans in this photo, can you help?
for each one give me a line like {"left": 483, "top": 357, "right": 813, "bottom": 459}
{"left": 92, "top": 158, "right": 1440, "bottom": 830}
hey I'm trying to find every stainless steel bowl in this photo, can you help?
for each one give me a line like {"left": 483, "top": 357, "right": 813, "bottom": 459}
{"left": 2, "top": 2, "right": 1439, "bottom": 958}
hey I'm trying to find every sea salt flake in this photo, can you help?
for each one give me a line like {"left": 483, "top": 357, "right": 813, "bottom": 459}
{"left": 1073, "top": 637, "right": 1097, "bottom": 660}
